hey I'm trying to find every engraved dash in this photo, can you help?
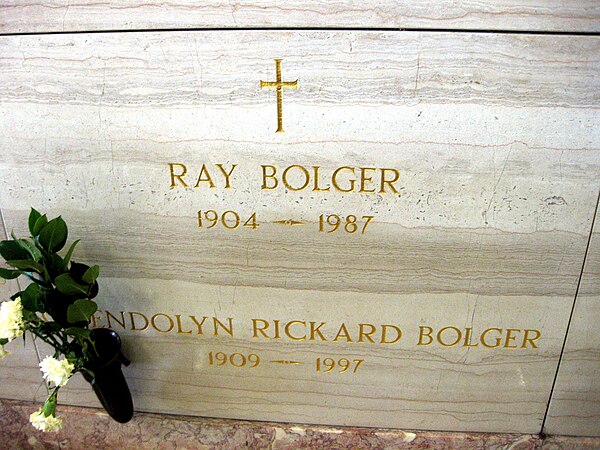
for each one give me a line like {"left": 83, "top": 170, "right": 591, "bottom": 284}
{"left": 273, "top": 219, "right": 305, "bottom": 226}
{"left": 270, "top": 360, "right": 303, "bottom": 365}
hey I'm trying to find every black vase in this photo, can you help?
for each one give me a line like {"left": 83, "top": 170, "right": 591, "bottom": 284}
{"left": 82, "top": 328, "right": 134, "bottom": 423}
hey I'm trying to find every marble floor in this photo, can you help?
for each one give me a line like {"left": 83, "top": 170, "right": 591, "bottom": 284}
{"left": 0, "top": 399, "right": 598, "bottom": 449}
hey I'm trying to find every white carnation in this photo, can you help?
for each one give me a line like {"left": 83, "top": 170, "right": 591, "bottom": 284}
{"left": 0, "top": 347, "right": 10, "bottom": 358}
{"left": 29, "top": 409, "right": 63, "bottom": 432}
{"left": 39, "top": 356, "right": 74, "bottom": 387}
{"left": 0, "top": 297, "right": 24, "bottom": 341}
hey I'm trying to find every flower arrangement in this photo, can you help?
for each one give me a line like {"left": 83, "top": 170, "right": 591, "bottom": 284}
{"left": 0, "top": 208, "right": 102, "bottom": 432}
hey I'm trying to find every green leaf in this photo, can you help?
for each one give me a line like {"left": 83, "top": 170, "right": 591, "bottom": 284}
{"left": 65, "top": 327, "right": 91, "bottom": 339}
{"left": 38, "top": 217, "right": 68, "bottom": 253}
{"left": 63, "top": 239, "right": 80, "bottom": 266}
{"left": 20, "top": 283, "right": 43, "bottom": 312}
{"left": 0, "top": 240, "right": 30, "bottom": 262}
{"left": 54, "top": 273, "right": 88, "bottom": 295}
{"left": 5, "top": 259, "right": 44, "bottom": 273}
{"left": 15, "top": 239, "right": 42, "bottom": 261}
{"left": 28, "top": 208, "right": 42, "bottom": 235}
{"left": 47, "top": 254, "right": 68, "bottom": 279}
{"left": 0, "top": 338, "right": 8, "bottom": 346}
{"left": 22, "top": 310, "right": 37, "bottom": 321}
{"left": 82, "top": 265, "right": 100, "bottom": 283}
{"left": 32, "top": 214, "right": 48, "bottom": 236}
{"left": 0, "top": 267, "right": 22, "bottom": 279}
{"left": 67, "top": 299, "right": 97, "bottom": 323}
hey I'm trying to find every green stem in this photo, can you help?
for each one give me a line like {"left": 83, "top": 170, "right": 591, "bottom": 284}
{"left": 29, "top": 328, "right": 69, "bottom": 355}
{"left": 24, "top": 273, "right": 51, "bottom": 289}
{"left": 49, "top": 386, "right": 59, "bottom": 401}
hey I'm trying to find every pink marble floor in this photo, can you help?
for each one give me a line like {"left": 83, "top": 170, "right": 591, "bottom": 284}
{"left": 0, "top": 399, "right": 598, "bottom": 449}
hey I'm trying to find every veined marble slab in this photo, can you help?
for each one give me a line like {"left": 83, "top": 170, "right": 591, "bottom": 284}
{"left": 0, "top": 1, "right": 599, "bottom": 34}
{"left": 545, "top": 206, "right": 600, "bottom": 436}
{"left": 0, "top": 31, "right": 599, "bottom": 433}
{"left": 54, "top": 278, "right": 571, "bottom": 433}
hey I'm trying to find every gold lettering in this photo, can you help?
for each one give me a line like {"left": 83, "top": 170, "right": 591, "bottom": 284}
{"left": 359, "top": 167, "right": 376, "bottom": 193}
{"left": 86, "top": 309, "right": 544, "bottom": 352}
{"left": 169, "top": 163, "right": 189, "bottom": 188}
{"left": 91, "top": 310, "right": 103, "bottom": 328}
{"left": 333, "top": 323, "right": 353, "bottom": 342}
{"left": 381, "top": 325, "right": 402, "bottom": 344}
{"left": 437, "top": 326, "right": 461, "bottom": 347}
{"left": 106, "top": 311, "right": 126, "bottom": 330}
{"left": 309, "top": 321, "right": 327, "bottom": 341}
{"left": 284, "top": 320, "right": 307, "bottom": 341}
{"left": 194, "top": 164, "right": 216, "bottom": 188}
{"left": 215, "top": 164, "right": 237, "bottom": 189}
{"left": 272, "top": 319, "right": 281, "bottom": 339}
{"left": 261, "top": 165, "right": 278, "bottom": 190}
{"left": 358, "top": 323, "right": 376, "bottom": 343}
{"left": 252, "top": 319, "right": 270, "bottom": 338}
{"left": 380, "top": 168, "right": 400, "bottom": 194}
{"left": 417, "top": 326, "right": 433, "bottom": 346}
{"left": 213, "top": 317, "right": 234, "bottom": 337}
{"left": 522, "top": 329, "right": 541, "bottom": 349}
{"left": 462, "top": 327, "right": 479, "bottom": 348}
{"left": 282, "top": 165, "right": 310, "bottom": 191}
{"left": 129, "top": 311, "right": 149, "bottom": 331}
{"left": 258, "top": 165, "right": 400, "bottom": 195}
{"left": 504, "top": 328, "right": 519, "bottom": 349}
{"left": 175, "top": 314, "right": 192, "bottom": 335}
{"left": 189, "top": 315, "right": 208, "bottom": 335}
{"left": 312, "top": 166, "right": 331, "bottom": 192}
{"left": 481, "top": 328, "right": 502, "bottom": 348}
{"left": 151, "top": 313, "right": 174, "bottom": 334}
{"left": 332, "top": 166, "right": 356, "bottom": 193}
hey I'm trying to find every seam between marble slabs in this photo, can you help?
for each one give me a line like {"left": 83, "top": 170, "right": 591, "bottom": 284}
{"left": 540, "top": 187, "right": 600, "bottom": 434}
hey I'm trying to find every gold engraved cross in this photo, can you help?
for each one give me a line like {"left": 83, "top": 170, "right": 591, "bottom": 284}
{"left": 260, "top": 59, "right": 298, "bottom": 133}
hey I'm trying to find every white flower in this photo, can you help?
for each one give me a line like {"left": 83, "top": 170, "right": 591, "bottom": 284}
{"left": 0, "top": 347, "right": 10, "bottom": 358}
{"left": 39, "top": 356, "right": 74, "bottom": 387}
{"left": 29, "top": 409, "right": 63, "bottom": 432}
{"left": 0, "top": 297, "right": 24, "bottom": 342}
